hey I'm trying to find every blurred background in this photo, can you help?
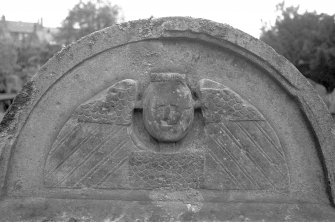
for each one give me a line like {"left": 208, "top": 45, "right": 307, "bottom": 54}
{"left": 0, "top": 0, "right": 334, "bottom": 119}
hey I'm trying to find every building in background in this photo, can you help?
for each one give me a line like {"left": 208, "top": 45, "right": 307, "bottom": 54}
{"left": 0, "top": 15, "right": 59, "bottom": 46}
{"left": 0, "top": 16, "right": 61, "bottom": 119}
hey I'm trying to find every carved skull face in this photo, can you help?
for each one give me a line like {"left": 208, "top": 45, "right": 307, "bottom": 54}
{"left": 143, "top": 80, "right": 194, "bottom": 142}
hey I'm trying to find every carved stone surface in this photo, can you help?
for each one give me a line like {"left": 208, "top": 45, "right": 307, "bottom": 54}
{"left": 74, "top": 79, "right": 137, "bottom": 125}
{"left": 0, "top": 17, "right": 335, "bottom": 221}
{"left": 129, "top": 151, "right": 205, "bottom": 190}
{"left": 143, "top": 74, "right": 194, "bottom": 142}
{"left": 42, "top": 74, "right": 288, "bottom": 192}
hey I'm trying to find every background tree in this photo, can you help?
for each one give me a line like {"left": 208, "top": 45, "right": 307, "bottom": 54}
{"left": 57, "top": 0, "right": 123, "bottom": 45}
{"left": 15, "top": 43, "right": 61, "bottom": 83}
{"left": 0, "top": 26, "right": 20, "bottom": 112}
{"left": 261, "top": 2, "right": 335, "bottom": 92}
{"left": 0, "top": 25, "right": 18, "bottom": 91}
{"left": 0, "top": 20, "right": 61, "bottom": 93}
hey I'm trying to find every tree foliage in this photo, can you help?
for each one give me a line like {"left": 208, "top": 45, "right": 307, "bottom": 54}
{"left": 261, "top": 2, "right": 335, "bottom": 92}
{"left": 0, "top": 25, "right": 19, "bottom": 95}
{"left": 0, "top": 23, "right": 61, "bottom": 95}
{"left": 0, "top": 26, "right": 18, "bottom": 78}
{"left": 16, "top": 44, "right": 61, "bottom": 82}
{"left": 57, "top": 0, "right": 123, "bottom": 44}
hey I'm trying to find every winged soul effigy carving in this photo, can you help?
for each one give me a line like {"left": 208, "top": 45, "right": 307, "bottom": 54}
{"left": 44, "top": 73, "right": 288, "bottom": 191}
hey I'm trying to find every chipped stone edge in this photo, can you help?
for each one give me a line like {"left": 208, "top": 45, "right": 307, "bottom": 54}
{"left": 0, "top": 17, "right": 334, "bottom": 204}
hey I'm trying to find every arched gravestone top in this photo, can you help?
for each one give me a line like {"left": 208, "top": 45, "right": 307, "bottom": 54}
{"left": 1, "top": 17, "right": 335, "bottom": 221}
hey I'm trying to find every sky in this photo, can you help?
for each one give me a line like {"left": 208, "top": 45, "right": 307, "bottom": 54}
{"left": 0, "top": 0, "right": 334, "bottom": 38}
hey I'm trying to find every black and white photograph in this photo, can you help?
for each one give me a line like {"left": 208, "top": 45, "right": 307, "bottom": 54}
{"left": 0, "top": 0, "right": 334, "bottom": 221}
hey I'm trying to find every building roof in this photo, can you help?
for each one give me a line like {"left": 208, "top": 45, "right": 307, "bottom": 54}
{"left": 0, "top": 18, "right": 60, "bottom": 44}
{"left": 5, "top": 21, "right": 36, "bottom": 33}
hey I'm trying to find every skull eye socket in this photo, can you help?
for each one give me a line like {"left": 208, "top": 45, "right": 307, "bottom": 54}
{"left": 153, "top": 105, "right": 165, "bottom": 119}
{"left": 153, "top": 104, "right": 181, "bottom": 124}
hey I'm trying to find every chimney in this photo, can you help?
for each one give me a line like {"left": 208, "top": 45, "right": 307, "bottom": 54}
{"left": 1, "top": 15, "right": 5, "bottom": 22}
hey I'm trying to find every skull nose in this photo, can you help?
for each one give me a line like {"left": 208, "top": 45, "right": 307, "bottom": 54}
{"left": 163, "top": 106, "right": 170, "bottom": 121}
{"left": 163, "top": 105, "right": 180, "bottom": 125}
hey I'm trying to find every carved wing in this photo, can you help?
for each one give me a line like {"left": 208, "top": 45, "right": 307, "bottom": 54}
{"left": 44, "top": 79, "right": 138, "bottom": 189}
{"left": 198, "top": 79, "right": 288, "bottom": 190}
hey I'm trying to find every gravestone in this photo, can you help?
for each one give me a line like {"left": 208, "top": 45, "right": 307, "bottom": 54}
{"left": 0, "top": 17, "right": 335, "bottom": 221}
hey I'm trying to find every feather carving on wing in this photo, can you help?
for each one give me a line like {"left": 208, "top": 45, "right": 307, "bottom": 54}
{"left": 73, "top": 79, "right": 137, "bottom": 125}
{"left": 44, "top": 79, "right": 138, "bottom": 189}
{"left": 198, "top": 79, "right": 289, "bottom": 190}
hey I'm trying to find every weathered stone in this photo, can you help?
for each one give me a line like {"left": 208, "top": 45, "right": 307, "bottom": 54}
{"left": 143, "top": 73, "right": 194, "bottom": 142}
{"left": 308, "top": 78, "right": 335, "bottom": 115}
{"left": 0, "top": 17, "right": 335, "bottom": 221}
